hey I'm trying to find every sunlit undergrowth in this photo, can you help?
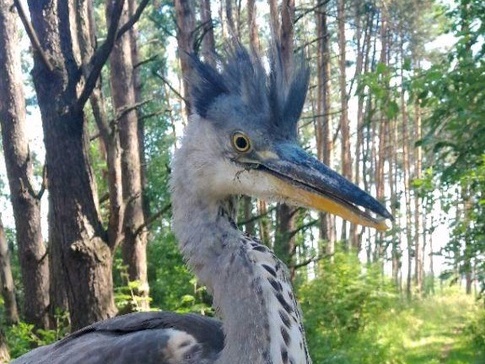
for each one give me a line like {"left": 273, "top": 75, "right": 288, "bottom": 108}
{"left": 299, "top": 253, "right": 484, "bottom": 363}
{"left": 4, "top": 252, "right": 484, "bottom": 362}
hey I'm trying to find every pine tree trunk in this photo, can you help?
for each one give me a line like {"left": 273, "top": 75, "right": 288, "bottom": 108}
{"left": 316, "top": 0, "right": 335, "bottom": 255}
{"left": 402, "top": 77, "right": 413, "bottom": 298}
{"left": 271, "top": 0, "right": 300, "bottom": 276}
{"left": 258, "top": 201, "right": 271, "bottom": 245}
{"left": 174, "top": 0, "right": 196, "bottom": 116}
{"left": 392, "top": 99, "right": 401, "bottom": 290}
{"left": 280, "top": 0, "right": 294, "bottom": 66}
{"left": 128, "top": 0, "right": 150, "bottom": 222}
{"left": 247, "top": 0, "right": 260, "bottom": 51}
{"left": 27, "top": 0, "right": 117, "bottom": 330}
{"left": 349, "top": 3, "right": 372, "bottom": 251}
{"left": 0, "top": 329, "right": 9, "bottom": 364}
{"left": 374, "top": 6, "right": 389, "bottom": 262}
{"left": 0, "top": 0, "right": 49, "bottom": 329}
{"left": 414, "top": 96, "right": 424, "bottom": 296}
{"left": 268, "top": 0, "right": 280, "bottom": 38}
{"left": 337, "top": 0, "right": 351, "bottom": 244}
{"left": 274, "top": 204, "right": 297, "bottom": 268}
{"left": 107, "top": 0, "right": 149, "bottom": 311}
{"left": 0, "top": 216, "right": 19, "bottom": 325}
{"left": 200, "top": 0, "right": 216, "bottom": 62}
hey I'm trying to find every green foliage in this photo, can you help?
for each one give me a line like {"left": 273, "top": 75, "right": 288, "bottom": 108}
{"left": 358, "top": 62, "right": 400, "bottom": 121}
{"left": 299, "top": 252, "right": 400, "bottom": 363}
{"left": 113, "top": 258, "right": 152, "bottom": 313}
{"left": 416, "top": 0, "right": 484, "bottom": 179}
{"left": 464, "top": 308, "right": 485, "bottom": 355}
{"left": 4, "top": 318, "right": 67, "bottom": 359}
{"left": 413, "top": 0, "right": 485, "bottom": 300}
{"left": 301, "top": 270, "right": 482, "bottom": 364}
{"left": 147, "top": 229, "right": 212, "bottom": 314}
{"left": 399, "top": 289, "right": 481, "bottom": 364}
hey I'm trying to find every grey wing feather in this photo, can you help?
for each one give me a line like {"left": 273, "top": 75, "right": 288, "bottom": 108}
{"left": 11, "top": 312, "right": 224, "bottom": 364}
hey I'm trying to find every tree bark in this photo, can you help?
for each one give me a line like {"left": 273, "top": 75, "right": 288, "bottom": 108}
{"left": 247, "top": 0, "right": 260, "bottom": 51}
{"left": 108, "top": 0, "right": 149, "bottom": 311}
{"left": 0, "top": 215, "right": 19, "bottom": 325}
{"left": 174, "top": 0, "right": 196, "bottom": 116}
{"left": 26, "top": 0, "right": 118, "bottom": 330}
{"left": 127, "top": 0, "right": 149, "bottom": 222}
{"left": 316, "top": 0, "right": 335, "bottom": 255}
{"left": 274, "top": 203, "right": 297, "bottom": 267}
{"left": 268, "top": 0, "right": 280, "bottom": 39}
{"left": 401, "top": 64, "right": 413, "bottom": 298}
{"left": 337, "top": 0, "right": 352, "bottom": 244}
{"left": 0, "top": 0, "right": 49, "bottom": 329}
{"left": 374, "top": 4, "right": 390, "bottom": 262}
{"left": 349, "top": 2, "right": 370, "bottom": 251}
{"left": 258, "top": 200, "right": 271, "bottom": 246}
{"left": 0, "top": 329, "right": 9, "bottom": 364}
{"left": 280, "top": 0, "right": 294, "bottom": 67}
{"left": 199, "top": 0, "right": 215, "bottom": 63}
{"left": 271, "top": 0, "right": 299, "bottom": 277}
{"left": 413, "top": 89, "right": 424, "bottom": 296}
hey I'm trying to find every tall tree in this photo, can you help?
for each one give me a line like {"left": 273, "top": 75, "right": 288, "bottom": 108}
{"left": 413, "top": 70, "right": 424, "bottom": 296}
{"left": 174, "top": 0, "right": 196, "bottom": 116}
{"left": 337, "top": 0, "right": 351, "bottom": 244}
{"left": 315, "top": 0, "right": 335, "bottom": 253}
{"left": 0, "top": 215, "right": 19, "bottom": 325}
{"left": 375, "top": 1, "right": 390, "bottom": 262}
{"left": 23, "top": 0, "right": 148, "bottom": 330}
{"left": 0, "top": 0, "right": 49, "bottom": 329}
{"left": 272, "top": 0, "right": 300, "bottom": 274}
{"left": 199, "top": 0, "right": 216, "bottom": 62}
{"left": 107, "top": 0, "right": 149, "bottom": 311}
{"left": 247, "top": 0, "right": 260, "bottom": 51}
{"left": 0, "top": 329, "right": 8, "bottom": 363}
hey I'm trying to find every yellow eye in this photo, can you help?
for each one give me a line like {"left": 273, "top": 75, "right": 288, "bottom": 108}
{"left": 232, "top": 132, "right": 252, "bottom": 153}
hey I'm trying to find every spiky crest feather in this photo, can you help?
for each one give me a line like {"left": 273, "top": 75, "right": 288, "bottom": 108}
{"left": 190, "top": 43, "right": 309, "bottom": 140}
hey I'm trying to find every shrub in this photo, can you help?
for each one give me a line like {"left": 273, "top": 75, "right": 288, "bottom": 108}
{"left": 298, "top": 251, "right": 401, "bottom": 363}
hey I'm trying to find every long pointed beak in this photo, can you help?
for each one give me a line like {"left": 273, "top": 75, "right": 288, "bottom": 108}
{"left": 255, "top": 144, "right": 393, "bottom": 231}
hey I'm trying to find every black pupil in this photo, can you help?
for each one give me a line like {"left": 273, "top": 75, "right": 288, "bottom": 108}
{"left": 235, "top": 136, "right": 248, "bottom": 150}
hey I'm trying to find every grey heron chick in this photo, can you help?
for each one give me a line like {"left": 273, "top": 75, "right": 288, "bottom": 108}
{"left": 12, "top": 44, "right": 391, "bottom": 364}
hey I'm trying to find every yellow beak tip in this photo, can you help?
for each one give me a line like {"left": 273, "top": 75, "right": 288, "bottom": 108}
{"left": 375, "top": 219, "right": 392, "bottom": 231}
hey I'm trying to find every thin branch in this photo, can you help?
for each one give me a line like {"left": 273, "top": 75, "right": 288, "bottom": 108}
{"left": 237, "top": 206, "right": 277, "bottom": 227}
{"left": 13, "top": 0, "right": 53, "bottom": 72}
{"left": 99, "top": 192, "right": 110, "bottom": 205}
{"left": 114, "top": 99, "right": 151, "bottom": 121}
{"left": 116, "top": 0, "right": 150, "bottom": 41}
{"left": 154, "top": 71, "right": 187, "bottom": 102}
{"left": 77, "top": 0, "right": 125, "bottom": 110}
{"left": 36, "top": 164, "right": 48, "bottom": 200}
{"left": 294, "top": 0, "right": 332, "bottom": 23}
{"left": 139, "top": 109, "right": 166, "bottom": 122}
{"left": 300, "top": 109, "right": 347, "bottom": 120}
{"left": 155, "top": 73, "right": 188, "bottom": 103}
{"left": 77, "top": 0, "right": 150, "bottom": 110}
{"left": 134, "top": 55, "right": 159, "bottom": 69}
{"left": 291, "top": 253, "right": 332, "bottom": 270}
{"left": 90, "top": 132, "right": 101, "bottom": 142}
{"left": 288, "top": 219, "right": 318, "bottom": 239}
{"left": 134, "top": 203, "right": 172, "bottom": 237}
{"left": 23, "top": 163, "right": 47, "bottom": 201}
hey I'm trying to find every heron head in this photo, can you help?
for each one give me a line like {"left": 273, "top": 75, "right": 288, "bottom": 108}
{"left": 177, "top": 44, "right": 392, "bottom": 230}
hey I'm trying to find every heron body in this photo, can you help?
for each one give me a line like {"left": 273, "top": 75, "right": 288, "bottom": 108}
{"left": 12, "top": 43, "right": 391, "bottom": 364}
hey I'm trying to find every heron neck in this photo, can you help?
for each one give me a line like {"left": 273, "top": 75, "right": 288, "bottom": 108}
{"left": 171, "top": 176, "right": 311, "bottom": 363}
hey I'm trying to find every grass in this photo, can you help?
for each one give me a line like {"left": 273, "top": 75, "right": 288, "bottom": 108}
{"left": 385, "top": 288, "right": 483, "bottom": 364}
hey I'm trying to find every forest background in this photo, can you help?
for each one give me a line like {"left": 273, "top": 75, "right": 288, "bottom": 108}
{"left": 0, "top": 0, "right": 484, "bottom": 362}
